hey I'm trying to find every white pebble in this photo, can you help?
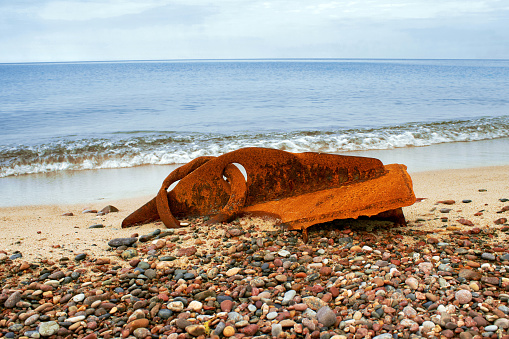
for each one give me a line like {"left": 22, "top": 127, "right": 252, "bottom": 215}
{"left": 72, "top": 293, "right": 85, "bottom": 303}
{"left": 66, "top": 315, "right": 85, "bottom": 323}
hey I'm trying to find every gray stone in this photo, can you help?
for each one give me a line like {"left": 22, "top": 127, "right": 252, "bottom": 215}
{"left": 8, "top": 324, "right": 23, "bottom": 332}
{"left": 484, "top": 325, "right": 498, "bottom": 332}
{"left": 213, "top": 321, "right": 226, "bottom": 336}
{"left": 108, "top": 237, "right": 137, "bottom": 247}
{"left": 481, "top": 253, "right": 496, "bottom": 261}
{"left": 316, "top": 306, "right": 336, "bottom": 327}
{"left": 38, "top": 321, "right": 59, "bottom": 337}
{"left": 158, "top": 309, "right": 173, "bottom": 319}
{"left": 373, "top": 334, "right": 393, "bottom": 339}
{"left": 282, "top": 290, "right": 296, "bottom": 304}
{"left": 4, "top": 291, "right": 21, "bottom": 308}
{"left": 227, "top": 311, "right": 243, "bottom": 323}
{"left": 494, "top": 318, "right": 509, "bottom": 329}
{"left": 271, "top": 324, "right": 282, "bottom": 337}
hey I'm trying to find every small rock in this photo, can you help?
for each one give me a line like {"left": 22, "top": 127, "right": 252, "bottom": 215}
{"left": 38, "top": 321, "right": 59, "bottom": 337}
{"left": 4, "top": 291, "right": 21, "bottom": 308}
{"left": 316, "top": 306, "right": 336, "bottom": 327}
{"left": 455, "top": 290, "right": 472, "bottom": 304}
{"left": 186, "top": 324, "right": 206, "bottom": 337}
{"left": 100, "top": 205, "right": 119, "bottom": 214}
{"left": 108, "top": 237, "right": 137, "bottom": 247}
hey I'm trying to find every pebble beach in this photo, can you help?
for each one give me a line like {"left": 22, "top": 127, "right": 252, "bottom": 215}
{"left": 1, "top": 165, "right": 509, "bottom": 339}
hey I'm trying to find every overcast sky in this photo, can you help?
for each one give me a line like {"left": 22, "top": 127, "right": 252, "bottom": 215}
{"left": 1, "top": 0, "right": 509, "bottom": 63}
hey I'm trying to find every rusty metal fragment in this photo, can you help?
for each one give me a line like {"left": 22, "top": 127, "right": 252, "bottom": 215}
{"left": 122, "top": 147, "right": 416, "bottom": 233}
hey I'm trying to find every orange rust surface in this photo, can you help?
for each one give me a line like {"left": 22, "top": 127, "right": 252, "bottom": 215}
{"left": 122, "top": 147, "right": 416, "bottom": 230}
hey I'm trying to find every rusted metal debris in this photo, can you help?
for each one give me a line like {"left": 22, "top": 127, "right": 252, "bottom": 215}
{"left": 122, "top": 147, "right": 416, "bottom": 238}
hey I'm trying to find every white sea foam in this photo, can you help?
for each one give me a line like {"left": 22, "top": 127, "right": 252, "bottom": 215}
{"left": 1, "top": 116, "right": 507, "bottom": 177}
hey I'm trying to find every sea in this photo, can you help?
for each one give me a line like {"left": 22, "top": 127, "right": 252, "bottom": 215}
{"left": 1, "top": 59, "right": 508, "bottom": 206}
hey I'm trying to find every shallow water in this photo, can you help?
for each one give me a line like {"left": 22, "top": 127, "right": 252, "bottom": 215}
{"left": 1, "top": 138, "right": 507, "bottom": 207}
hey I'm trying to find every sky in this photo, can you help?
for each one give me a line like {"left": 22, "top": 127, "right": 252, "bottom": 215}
{"left": 1, "top": 0, "right": 509, "bottom": 63}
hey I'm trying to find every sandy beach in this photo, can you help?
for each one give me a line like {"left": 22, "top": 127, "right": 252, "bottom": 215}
{"left": 1, "top": 165, "right": 508, "bottom": 339}
{"left": 1, "top": 165, "right": 508, "bottom": 262}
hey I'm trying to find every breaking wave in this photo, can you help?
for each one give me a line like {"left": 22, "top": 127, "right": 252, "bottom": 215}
{"left": 1, "top": 116, "right": 508, "bottom": 177}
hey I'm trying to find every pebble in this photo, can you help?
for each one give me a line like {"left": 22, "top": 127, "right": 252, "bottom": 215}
{"left": 4, "top": 291, "right": 21, "bottom": 308}
{"left": 1, "top": 208, "right": 509, "bottom": 339}
{"left": 271, "top": 324, "right": 282, "bottom": 337}
{"left": 108, "top": 237, "right": 137, "bottom": 247}
{"left": 38, "top": 321, "right": 59, "bottom": 336}
{"left": 316, "top": 306, "right": 336, "bottom": 327}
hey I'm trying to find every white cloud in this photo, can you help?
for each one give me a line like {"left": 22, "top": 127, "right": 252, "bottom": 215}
{"left": 38, "top": 0, "right": 163, "bottom": 21}
{"left": 0, "top": 0, "right": 508, "bottom": 61}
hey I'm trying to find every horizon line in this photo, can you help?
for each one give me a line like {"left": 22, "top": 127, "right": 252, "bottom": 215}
{"left": 2, "top": 57, "right": 509, "bottom": 65}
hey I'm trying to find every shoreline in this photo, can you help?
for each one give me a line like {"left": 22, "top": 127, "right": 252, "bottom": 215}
{"left": 1, "top": 137, "right": 509, "bottom": 208}
{"left": 1, "top": 165, "right": 508, "bottom": 262}
{"left": 1, "top": 165, "right": 508, "bottom": 338}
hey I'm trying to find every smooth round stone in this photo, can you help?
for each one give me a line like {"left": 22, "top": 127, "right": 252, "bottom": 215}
{"left": 213, "top": 322, "right": 226, "bottom": 336}
{"left": 352, "top": 311, "right": 362, "bottom": 320}
{"left": 38, "top": 321, "right": 59, "bottom": 337}
{"left": 223, "top": 325, "right": 235, "bottom": 337}
{"left": 264, "top": 253, "right": 275, "bottom": 261}
{"left": 133, "top": 327, "right": 151, "bottom": 339}
{"left": 158, "top": 309, "right": 173, "bottom": 319}
{"left": 278, "top": 249, "right": 291, "bottom": 257}
{"left": 186, "top": 325, "right": 206, "bottom": 337}
{"left": 316, "top": 306, "right": 336, "bottom": 327}
{"left": 498, "top": 305, "right": 509, "bottom": 314}
{"left": 72, "top": 293, "right": 85, "bottom": 302}
{"left": 484, "top": 325, "right": 498, "bottom": 332}
{"left": 74, "top": 253, "right": 87, "bottom": 261}
{"left": 405, "top": 277, "right": 419, "bottom": 289}
{"left": 283, "top": 290, "right": 296, "bottom": 303}
{"left": 25, "top": 314, "right": 40, "bottom": 326}
{"left": 455, "top": 290, "right": 473, "bottom": 304}
{"left": 4, "top": 291, "right": 22, "bottom": 308}
{"left": 266, "top": 311, "right": 278, "bottom": 320}
{"left": 188, "top": 300, "right": 203, "bottom": 312}
{"left": 108, "top": 237, "right": 137, "bottom": 247}
{"left": 481, "top": 253, "right": 496, "bottom": 261}
{"left": 144, "top": 269, "right": 156, "bottom": 279}
{"left": 403, "top": 306, "right": 417, "bottom": 318}
{"left": 137, "top": 261, "right": 150, "bottom": 269}
{"left": 494, "top": 318, "right": 509, "bottom": 329}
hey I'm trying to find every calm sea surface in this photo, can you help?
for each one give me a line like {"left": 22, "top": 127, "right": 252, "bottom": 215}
{"left": 0, "top": 59, "right": 508, "bottom": 205}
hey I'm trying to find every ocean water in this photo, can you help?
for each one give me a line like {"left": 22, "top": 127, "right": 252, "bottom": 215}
{"left": 1, "top": 59, "right": 508, "bottom": 206}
